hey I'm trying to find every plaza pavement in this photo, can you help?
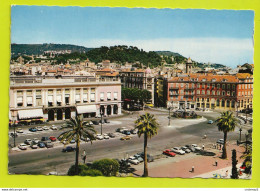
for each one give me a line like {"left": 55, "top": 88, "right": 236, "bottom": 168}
{"left": 134, "top": 141, "right": 247, "bottom": 178}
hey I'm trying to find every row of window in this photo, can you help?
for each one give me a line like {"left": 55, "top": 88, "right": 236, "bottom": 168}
{"left": 238, "top": 84, "right": 253, "bottom": 89}
{"left": 169, "top": 83, "right": 237, "bottom": 89}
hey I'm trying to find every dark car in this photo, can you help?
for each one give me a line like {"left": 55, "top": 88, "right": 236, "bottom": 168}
{"left": 138, "top": 152, "right": 154, "bottom": 162}
{"left": 99, "top": 119, "right": 105, "bottom": 124}
{"left": 29, "top": 127, "right": 37, "bottom": 132}
{"left": 38, "top": 142, "right": 46, "bottom": 148}
{"left": 104, "top": 119, "right": 110, "bottom": 123}
{"left": 62, "top": 146, "right": 75, "bottom": 152}
{"left": 10, "top": 133, "right": 18, "bottom": 138}
{"left": 41, "top": 137, "right": 49, "bottom": 142}
{"left": 123, "top": 131, "right": 131, "bottom": 135}
{"left": 92, "top": 120, "right": 99, "bottom": 125}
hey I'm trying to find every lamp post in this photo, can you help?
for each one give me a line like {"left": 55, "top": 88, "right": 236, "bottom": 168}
{"left": 239, "top": 127, "right": 242, "bottom": 142}
{"left": 168, "top": 107, "right": 172, "bottom": 126}
{"left": 100, "top": 110, "right": 103, "bottom": 135}
{"left": 245, "top": 132, "right": 249, "bottom": 153}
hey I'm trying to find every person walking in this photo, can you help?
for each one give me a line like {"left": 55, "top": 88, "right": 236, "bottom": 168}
{"left": 82, "top": 149, "right": 86, "bottom": 164}
{"left": 191, "top": 166, "right": 194, "bottom": 173}
{"left": 215, "top": 160, "right": 218, "bottom": 166}
{"left": 202, "top": 144, "right": 205, "bottom": 150}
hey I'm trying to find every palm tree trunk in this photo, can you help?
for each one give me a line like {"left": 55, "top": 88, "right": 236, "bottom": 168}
{"left": 222, "top": 131, "right": 227, "bottom": 159}
{"left": 75, "top": 137, "right": 80, "bottom": 175}
{"left": 143, "top": 132, "right": 148, "bottom": 177}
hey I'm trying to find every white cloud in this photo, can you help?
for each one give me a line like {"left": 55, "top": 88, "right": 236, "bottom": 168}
{"left": 81, "top": 38, "right": 254, "bottom": 68}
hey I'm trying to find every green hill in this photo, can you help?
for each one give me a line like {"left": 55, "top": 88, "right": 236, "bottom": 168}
{"left": 11, "top": 43, "right": 92, "bottom": 56}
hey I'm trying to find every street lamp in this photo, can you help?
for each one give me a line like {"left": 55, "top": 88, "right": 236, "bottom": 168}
{"left": 12, "top": 115, "right": 16, "bottom": 147}
{"left": 239, "top": 127, "right": 242, "bottom": 142}
{"left": 245, "top": 132, "right": 249, "bottom": 153}
{"left": 100, "top": 110, "right": 103, "bottom": 135}
{"left": 168, "top": 107, "right": 172, "bottom": 126}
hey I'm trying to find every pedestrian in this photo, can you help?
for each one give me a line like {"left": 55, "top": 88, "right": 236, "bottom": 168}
{"left": 202, "top": 144, "right": 205, "bottom": 150}
{"left": 225, "top": 170, "right": 229, "bottom": 178}
{"left": 220, "top": 145, "right": 222, "bottom": 150}
{"left": 82, "top": 149, "right": 86, "bottom": 164}
{"left": 191, "top": 166, "right": 194, "bottom": 173}
{"left": 215, "top": 160, "right": 218, "bottom": 166}
{"left": 216, "top": 143, "right": 219, "bottom": 149}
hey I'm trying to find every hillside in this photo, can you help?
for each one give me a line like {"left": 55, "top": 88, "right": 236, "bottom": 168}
{"left": 155, "top": 51, "right": 183, "bottom": 57}
{"left": 11, "top": 43, "right": 92, "bottom": 56}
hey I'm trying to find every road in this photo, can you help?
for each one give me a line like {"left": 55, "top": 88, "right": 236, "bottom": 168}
{"left": 8, "top": 109, "right": 251, "bottom": 175}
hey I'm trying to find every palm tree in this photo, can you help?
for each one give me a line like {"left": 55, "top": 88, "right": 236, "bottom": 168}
{"left": 58, "top": 115, "right": 96, "bottom": 175}
{"left": 135, "top": 112, "right": 159, "bottom": 177}
{"left": 216, "top": 111, "right": 238, "bottom": 159}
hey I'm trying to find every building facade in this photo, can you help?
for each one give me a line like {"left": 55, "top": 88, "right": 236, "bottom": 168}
{"left": 9, "top": 76, "right": 122, "bottom": 122}
{"left": 167, "top": 73, "right": 253, "bottom": 111}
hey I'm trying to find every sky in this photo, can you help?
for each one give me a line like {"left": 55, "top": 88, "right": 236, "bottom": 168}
{"left": 11, "top": 6, "right": 254, "bottom": 67}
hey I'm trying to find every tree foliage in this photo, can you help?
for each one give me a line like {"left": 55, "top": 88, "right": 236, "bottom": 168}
{"left": 58, "top": 116, "right": 96, "bottom": 175}
{"left": 135, "top": 113, "right": 159, "bottom": 177}
{"left": 86, "top": 45, "right": 163, "bottom": 67}
{"left": 91, "top": 158, "right": 120, "bottom": 176}
{"left": 122, "top": 88, "right": 151, "bottom": 103}
{"left": 216, "top": 111, "right": 238, "bottom": 159}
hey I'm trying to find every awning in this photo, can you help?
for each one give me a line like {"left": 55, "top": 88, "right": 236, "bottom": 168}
{"left": 76, "top": 105, "right": 97, "bottom": 114}
{"left": 18, "top": 109, "right": 44, "bottom": 119}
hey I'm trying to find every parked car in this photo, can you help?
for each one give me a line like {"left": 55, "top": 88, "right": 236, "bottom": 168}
{"left": 99, "top": 119, "right": 105, "bottom": 124}
{"left": 123, "top": 130, "right": 131, "bottom": 135}
{"left": 36, "top": 126, "right": 43, "bottom": 131}
{"left": 29, "top": 127, "right": 37, "bottom": 132}
{"left": 217, "top": 139, "right": 224, "bottom": 145}
{"left": 128, "top": 156, "right": 139, "bottom": 165}
{"left": 191, "top": 144, "right": 202, "bottom": 151}
{"left": 181, "top": 146, "right": 191, "bottom": 153}
{"left": 92, "top": 120, "right": 99, "bottom": 125}
{"left": 70, "top": 139, "right": 76, "bottom": 144}
{"left": 18, "top": 143, "right": 27, "bottom": 150}
{"left": 138, "top": 152, "right": 154, "bottom": 162}
{"left": 171, "top": 147, "right": 185, "bottom": 155}
{"left": 41, "top": 137, "right": 49, "bottom": 142}
{"left": 45, "top": 141, "right": 54, "bottom": 148}
{"left": 62, "top": 123, "right": 73, "bottom": 128}
{"left": 38, "top": 142, "right": 46, "bottom": 148}
{"left": 10, "top": 133, "right": 18, "bottom": 138}
{"left": 89, "top": 121, "right": 94, "bottom": 125}
{"left": 104, "top": 119, "right": 110, "bottom": 123}
{"left": 163, "top": 149, "right": 176, "bottom": 157}
{"left": 96, "top": 134, "right": 104, "bottom": 140}
{"left": 120, "top": 128, "right": 128, "bottom": 133}
{"left": 30, "top": 143, "right": 38, "bottom": 149}
{"left": 43, "top": 126, "right": 50, "bottom": 130}
{"left": 108, "top": 133, "right": 115, "bottom": 138}
{"left": 208, "top": 120, "right": 214, "bottom": 124}
{"left": 50, "top": 125, "right": 58, "bottom": 130}
{"left": 24, "top": 139, "right": 32, "bottom": 145}
{"left": 62, "top": 146, "right": 75, "bottom": 152}
{"left": 120, "top": 135, "right": 131, "bottom": 140}
{"left": 116, "top": 127, "right": 125, "bottom": 133}
{"left": 16, "top": 128, "right": 23, "bottom": 133}
{"left": 103, "top": 134, "right": 110, "bottom": 139}
{"left": 130, "top": 129, "right": 138, "bottom": 134}
{"left": 32, "top": 138, "right": 40, "bottom": 144}
{"left": 185, "top": 145, "right": 196, "bottom": 152}
{"left": 49, "top": 136, "right": 57, "bottom": 142}
{"left": 81, "top": 137, "right": 90, "bottom": 142}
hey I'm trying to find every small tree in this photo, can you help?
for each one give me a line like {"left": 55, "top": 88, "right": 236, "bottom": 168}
{"left": 80, "top": 169, "right": 103, "bottom": 176}
{"left": 67, "top": 164, "right": 89, "bottom": 176}
{"left": 92, "top": 158, "right": 119, "bottom": 176}
{"left": 231, "top": 149, "right": 239, "bottom": 179}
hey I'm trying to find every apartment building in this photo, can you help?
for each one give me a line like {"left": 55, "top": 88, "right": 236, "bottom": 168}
{"left": 9, "top": 76, "right": 122, "bottom": 122}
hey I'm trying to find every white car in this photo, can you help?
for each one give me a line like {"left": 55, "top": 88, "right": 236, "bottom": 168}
{"left": 43, "top": 126, "right": 50, "bottom": 130}
{"left": 18, "top": 143, "right": 27, "bottom": 150}
{"left": 30, "top": 144, "right": 38, "bottom": 149}
{"left": 103, "top": 134, "right": 109, "bottom": 139}
{"left": 89, "top": 121, "right": 93, "bottom": 125}
{"left": 191, "top": 144, "right": 202, "bottom": 151}
{"left": 120, "top": 127, "right": 128, "bottom": 133}
{"left": 16, "top": 128, "right": 23, "bottom": 133}
{"left": 36, "top": 126, "right": 43, "bottom": 131}
{"left": 171, "top": 147, "right": 185, "bottom": 155}
{"left": 50, "top": 125, "right": 58, "bottom": 130}
{"left": 32, "top": 138, "right": 40, "bottom": 144}
{"left": 96, "top": 134, "right": 104, "bottom": 140}
{"left": 128, "top": 156, "right": 140, "bottom": 165}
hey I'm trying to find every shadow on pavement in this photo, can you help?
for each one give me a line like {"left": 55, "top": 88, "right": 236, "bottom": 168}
{"left": 196, "top": 150, "right": 216, "bottom": 156}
